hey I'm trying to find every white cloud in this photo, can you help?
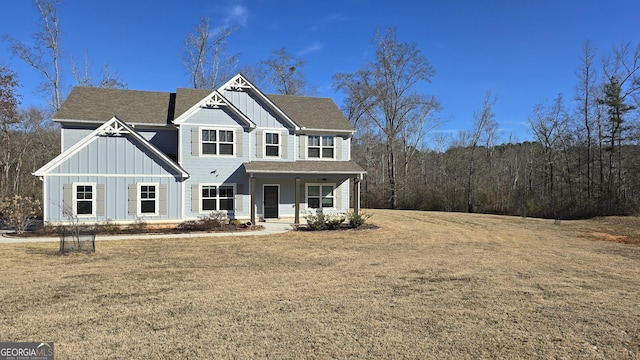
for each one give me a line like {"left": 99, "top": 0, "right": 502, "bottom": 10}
{"left": 224, "top": 4, "right": 249, "bottom": 26}
{"left": 297, "top": 41, "right": 324, "bottom": 56}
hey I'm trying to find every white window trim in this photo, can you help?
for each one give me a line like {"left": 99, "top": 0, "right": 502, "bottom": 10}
{"left": 138, "top": 182, "right": 159, "bottom": 217}
{"left": 306, "top": 183, "right": 336, "bottom": 210}
{"left": 264, "top": 131, "right": 282, "bottom": 158}
{"left": 200, "top": 183, "right": 236, "bottom": 213}
{"left": 73, "top": 182, "right": 96, "bottom": 217}
{"left": 307, "top": 135, "right": 335, "bottom": 160}
{"left": 200, "top": 127, "right": 236, "bottom": 157}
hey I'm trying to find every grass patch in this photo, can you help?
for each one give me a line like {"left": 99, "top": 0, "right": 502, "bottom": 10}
{"left": 1, "top": 210, "right": 639, "bottom": 359}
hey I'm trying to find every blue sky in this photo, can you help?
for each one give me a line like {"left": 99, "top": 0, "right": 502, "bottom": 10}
{"left": 2, "top": 0, "right": 639, "bottom": 143}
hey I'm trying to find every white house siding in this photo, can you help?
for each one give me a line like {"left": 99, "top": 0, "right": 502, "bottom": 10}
{"left": 222, "top": 90, "right": 284, "bottom": 128}
{"left": 61, "top": 126, "right": 97, "bottom": 151}
{"left": 179, "top": 107, "right": 250, "bottom": 220}
{"left": 137, "top": 128, "right": 178, "bottom": 157}
{"left": 43, "top": 175, "right": 181, "bottom": 223}
{"left": 41, "top": 132, "right": 184, "bottom": 224}
{"left": 252, "top": 176, "right": 351, "bottom": 220}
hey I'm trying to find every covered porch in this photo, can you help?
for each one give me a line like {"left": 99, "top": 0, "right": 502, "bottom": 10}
{"left": 243, "top": 161, "right": 365, "bottom": 224}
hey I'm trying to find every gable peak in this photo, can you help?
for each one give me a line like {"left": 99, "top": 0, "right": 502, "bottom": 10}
{"left": 223, "top": 74, "right": 252, "bottom": 91}
{"left": 98, "top": 117, "right": 131, "bottom": 137}
{"left": 202, "top": 92, "right": 227, "bottom": 108}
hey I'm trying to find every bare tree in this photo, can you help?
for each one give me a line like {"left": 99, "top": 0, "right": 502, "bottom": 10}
{"left": 466, "top": 92, "right": 497, "bottom": 212}
{"left": 71, "top": 52, "right": 127, "bottom": 89}
{"left": 528, "top": 94, "right": 570, "bottom": 217}
{"left": 4, "top": 0, "right": 63, "bottom": 111}
{"left": 334, "top": 28, "right": 440, "bottom": 208}
{"left": 574, "top": 41, "right": 598, "bottom": 201}
{"left": 260, "top": 47, "right": 311, "bottom": 95}
{"left": 181, "top": 17, "right": 239, "bottom": 89}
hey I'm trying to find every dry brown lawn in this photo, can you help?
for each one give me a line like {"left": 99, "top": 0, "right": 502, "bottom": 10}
{"left": 1, "top": 210, "right": 639, "bottom": 359}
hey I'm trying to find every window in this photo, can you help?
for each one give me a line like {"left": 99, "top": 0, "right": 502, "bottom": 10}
{"left": 139, "top": 184, "right": 157, "bottom": 214}
{"left": 201, "top": 184, "right": 235, "bottom": 212}
{"left": 75, "top": 183, "right": 94, "bottom": 216}
{"left": 306, "top": 184, "right": 335, "bottom": 209}
{"left": 201, "top": 128, "right": 234, "bottom": 155}
{"left": 265, "top": 132, "right": 280, "bottom": 157}
{"left": 202, "top": 185, "right": 217, "bottom": 211}
{"left": 308, "top": 135, "right": 334, "bottom": 159}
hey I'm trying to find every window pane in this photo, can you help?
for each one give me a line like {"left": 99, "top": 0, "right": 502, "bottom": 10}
{"left": 322, "top": 136, "right": 334, "bottom": 146}
{"left": 77, "top": 185, "right": 92, "bottom": 200}
{"left": 77, "top": 201, "right": 92, "bottom": 215}
{"left": 322, "top": 186, "right": 334, "bottom": 197}
{"left": 202, "top": 129, "right": 216, "bottom": 142}
{"left": 322, "top": 198, "right": 334, "bottom": 208}
{"left": 308, "top": 148, "right": 320, "bottom": 158}
{"left": 202, "top": 186, "right": 216, "bottom": 198}
{"left": 308, "top": 136, "right": 320, "bottom": 146}
{"left": 202, "top": 199, "right": 216, "bottom": 211}
{"left": 308, "top": 186, "right": 319, "bottom": 196}
{"left": 141, "top": 200, "right": 155, "bottom": 213}
{"left": 219, "top": 130, "right": 234, "bottom": 142}
{"left": 266, "top": 145, "right": 279, "bottom": 157}
{"left": 322, "top": 148, "right": 334, "bottom": 158}
{"left": 266, "top": 132, "right": 279, "bottom": 145}
{"left": 219, "top": 143, "right": 233, "bottom": 155}
{"left": 202, "top": 143, "right": 216, "bottom": 154}
{"left": 219, "top": 186, "right": 234, "bottom": 198}
{"left": 308, "top": 198, "right": 320, "bottom": 208}
{"left": 219, "top": 199, "right": 234, "bottom": 210}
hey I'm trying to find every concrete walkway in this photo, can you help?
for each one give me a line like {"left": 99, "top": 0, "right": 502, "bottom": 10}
{"left": 0, "top": 222, "right": 293, "bottom": 244}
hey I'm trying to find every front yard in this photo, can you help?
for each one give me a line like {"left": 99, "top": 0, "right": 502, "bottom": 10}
{"left": 0, "top": 210, "right": 638, "bottom": 359}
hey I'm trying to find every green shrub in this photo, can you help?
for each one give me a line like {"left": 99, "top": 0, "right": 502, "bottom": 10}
{"left": 176, "top": 211, "right": 231, "bottom": 231}
{"left": 347, "top": 211, "right": 371, "bottom": 229}
{"left": 304, "top": 212, "right": 346, "bottom": 230}
{"left": 325, "top": 213, "right": 346, "bottom": 230}
{"left": 305, "top": 212, "right": 327, "bottom": 230}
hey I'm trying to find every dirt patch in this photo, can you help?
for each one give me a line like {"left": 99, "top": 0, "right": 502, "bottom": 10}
{"left": 1, "top": 210, "right": 639, "bottom": 359}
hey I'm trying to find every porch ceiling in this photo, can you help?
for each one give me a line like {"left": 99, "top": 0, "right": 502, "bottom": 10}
{"left": 243, "top": 160, "right": 365, "bottom": 175}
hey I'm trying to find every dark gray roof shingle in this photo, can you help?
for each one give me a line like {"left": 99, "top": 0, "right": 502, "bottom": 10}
{"left": 54, "top": 86, "right": 354, "bottom": 132}
{"left": 266, "top": 94, "right": 354, "bottom": 131}
{"left": 54, "top": 87, "right": 174, "bottom": 125}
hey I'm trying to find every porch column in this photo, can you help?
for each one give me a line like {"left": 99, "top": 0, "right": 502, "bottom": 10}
{"left": 354, "top": 176, "right": 361, "bottom": 215}
{"left": 250, "top": 176, "right": 256, "bottom": 224}
{"left": 294, "top": 177, "right": 300, "bottom": 224}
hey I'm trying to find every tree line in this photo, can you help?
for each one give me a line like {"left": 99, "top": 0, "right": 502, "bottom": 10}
{"left": 1, "top": 0, "right": 639, "bottom": 220}
{"left": 346, "top": 37, "right": 640, "bottom": 219}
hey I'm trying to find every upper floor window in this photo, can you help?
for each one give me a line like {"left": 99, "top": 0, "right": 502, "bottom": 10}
{"left": 265, "top": 132, "right": 280, "bottom": 157}
{"left": 308, "top": 135, "right": 334, "bottom": 159}
{"left": 202, "top": 129, "right": 234, "bottom": 155}
{"left": 75, "top": 183, "right": 95, "bottom": 216}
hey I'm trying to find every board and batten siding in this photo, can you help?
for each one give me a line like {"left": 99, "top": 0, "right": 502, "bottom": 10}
{"left": 44, "top": 175, "right": 182, "bottom": 223}
{"left": 179, "top": 106, "right": 251, "bottom": 219}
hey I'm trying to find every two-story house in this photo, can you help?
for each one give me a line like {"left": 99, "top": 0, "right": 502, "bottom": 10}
{"left": 34, "top": 74, "right": 365, "bottom": 225}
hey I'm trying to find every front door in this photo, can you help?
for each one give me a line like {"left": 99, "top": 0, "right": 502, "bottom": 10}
{"left": 264, "top": 185, "right": 279, "bottom": 219}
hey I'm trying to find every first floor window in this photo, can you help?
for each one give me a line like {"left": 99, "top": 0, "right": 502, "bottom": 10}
{"left": 201, "top": 184, "right": 235, "bottom": 212}
{"left": 140, "top": 184, "right": 157, "bottom": 214}
{"left": 202, "top": 185, "right": 217, "bottom": 211}
{"left": 75, "top": 184, "right": 94, "bottom": 215}
{"left": 307, "top": 184, "right": 335, "bottom": 209}
{"left": 308, "top": 135, "right": 334, "bottom": 159}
